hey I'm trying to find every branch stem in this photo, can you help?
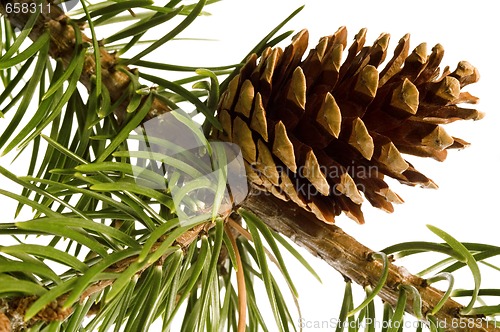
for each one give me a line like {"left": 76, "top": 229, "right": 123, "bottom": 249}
{"left": 241, "top": 187, "right": 498, "bottom": 332}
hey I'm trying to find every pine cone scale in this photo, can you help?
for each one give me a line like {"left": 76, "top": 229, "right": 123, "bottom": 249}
{"left": 249, "top": 93, "right": 269, "bottom": 141}
{"left": 379, "top": 34, "right": 410, "bottom": 86}
{"left": 315, "top": 93, "right": 341, "bottom": 138}
{"left": 272, "top": 121, "right": 298, "bottom": 173}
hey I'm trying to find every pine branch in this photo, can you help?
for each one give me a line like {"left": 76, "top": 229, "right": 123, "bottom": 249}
{"left": 242, "top": 187, "right": 498, "bottom": 332}
{"left": 0, "top": 222, "right": 213, "bottom": 331}
{"left": 0, "top": 1, "right": 497, "bottom": 331}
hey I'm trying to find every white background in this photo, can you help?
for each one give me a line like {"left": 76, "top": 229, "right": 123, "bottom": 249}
{"left": 159, "top": 1, "right": 500, "bottom": 329}
{"left": 1, "top": 0, "right": 499, "bottom": 330}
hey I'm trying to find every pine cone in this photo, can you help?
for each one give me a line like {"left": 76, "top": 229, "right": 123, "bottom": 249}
{"left": 214, "top": 27, "right": 482, "bottom": 224}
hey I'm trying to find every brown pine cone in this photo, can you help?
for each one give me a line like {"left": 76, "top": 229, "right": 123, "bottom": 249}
{"left": 214, "top": 27, "right": 482, "bottom": 224}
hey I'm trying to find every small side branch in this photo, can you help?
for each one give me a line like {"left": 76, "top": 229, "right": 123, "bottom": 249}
{"left": 0, "top": 223, "right": 213, "bottom": 331}
{"left": 0, "top": 0, "right": 170, "bottom": 122}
